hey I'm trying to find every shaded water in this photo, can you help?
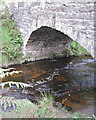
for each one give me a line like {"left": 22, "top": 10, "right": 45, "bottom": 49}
{"left": 1, "top": 55, "right": 95, "bottom": 116}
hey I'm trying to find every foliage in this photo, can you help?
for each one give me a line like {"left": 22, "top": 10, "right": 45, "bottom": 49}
{"left": 48, "top": 41, "right": 89, "bottom": 59}
{"left": 0, "top": 67, "right": 20, "bottom": 78}
{"left": 0, "top": 81, "right": 33, "bottom": 89}
{"left": 36, "top": 92, "right": 54, "bottom": 117}
{"left": 24, "top": 92, "right": 57, "bottom": 118}
{"left": 0, "top": 93, "right": 94, "bottom": 118}
{"left": 0, "top": 4, "right": 23, "bottom": 65}
{"left": 2, "top": 46, "right": 22, "bottom": 61}
{"left": 0, "top": 93, "right": 56, "bottom": 118}
{"left": 62, "top": 48, "right": 73, "bottom": 57}
{"left": 62, "top": 41, "right": 89, "bottom": 57}
{"left": 0, "top": 67, "right": 16, "bottom": 72}
{"left": 0, "top": 96, "right": 33, "bottom": 113}
{"left": 92, "top": 115, "right": 96, "bottom": 120}
{"left": 26, "top": 54, "right": 31, "bottom": 59}
{"left": 48, "top": 52, "right": 57, "bottom": 59}
{"left": 70, "top": 41, "right": 89, "bottom": 56}
{"left": 2, "top": 16, "right": 22, "bottom": 47}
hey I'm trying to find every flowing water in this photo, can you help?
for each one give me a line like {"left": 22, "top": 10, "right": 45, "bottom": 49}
{"left": 1, "top": 55, "right": 95, "bottom": 116}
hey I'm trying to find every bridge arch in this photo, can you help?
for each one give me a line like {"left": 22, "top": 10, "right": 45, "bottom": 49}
{"left": 7, "top": 0, "right": 94, "bottom": 58}
{"left": 25, "top": 26, "right": 74, "bottom": 59}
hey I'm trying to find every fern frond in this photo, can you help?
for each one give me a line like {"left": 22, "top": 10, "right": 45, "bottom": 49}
{"left": 15, "top": 82, "right": 19, "bottom": 88}
{"left": 12, "top": 100, "right": 16, "bottom": 109}
{"left": 0, "top": 68, "right": 16, "bottom": 72}
{"left": 0, "top": 67, "right": 22, "bottom": 78}
{"left": 0, "top": 97, "right": 2, "bottom": 107}
{"left": 9, "top": 82, "right": 11, "bottom": 88}
{"left": 19, "top": 83, "right": 24, "bottom": 88}
{"left": 0, "top": 96, "right": 33, "bottom": 112}
{"left": 4, "top": 101, "right": 7, "bottom": 110}
{"left": 7, "top": 99, "right": 11, "bottom": 107}
{"left": 0, "top": 81, "right": 33, "bottom": 89}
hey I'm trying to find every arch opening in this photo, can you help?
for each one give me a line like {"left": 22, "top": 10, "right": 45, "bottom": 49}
{"left": 25, "top": 26, "right": 90, "bottom": 61}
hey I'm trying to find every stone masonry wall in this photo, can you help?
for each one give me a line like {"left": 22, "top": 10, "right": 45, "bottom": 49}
{"left": 6, "top": 0, "right": 95, "bottom": 58}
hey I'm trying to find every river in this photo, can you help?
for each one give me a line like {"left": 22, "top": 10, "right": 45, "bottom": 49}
{"left": 2, "top": 55, "right": 95, "bottom": 116}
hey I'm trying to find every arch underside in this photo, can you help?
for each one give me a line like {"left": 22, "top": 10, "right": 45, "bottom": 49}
{"left": 22, "top": 17, "right": 94, "bottom": 58}
{"left": 25, "top": 26, "right": 72, "bottom": 59}
{"left": 25, "top": 26, "right": 92, "bottom": 61}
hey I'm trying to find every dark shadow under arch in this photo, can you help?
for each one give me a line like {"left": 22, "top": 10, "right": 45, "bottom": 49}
{"left": 25, "top": 26, "right": 73, "bottom": 59}
{"left": 25, "top": 26, "right": 90, "bottom": 60}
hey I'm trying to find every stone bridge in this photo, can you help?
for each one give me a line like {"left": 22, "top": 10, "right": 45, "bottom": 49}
{"left": 6, "top": 0, "right": 95, "bottom": 58}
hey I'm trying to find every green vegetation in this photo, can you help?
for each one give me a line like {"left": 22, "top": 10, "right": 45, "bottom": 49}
{"left": 62, "top": 41, "right": 90, "bottom": 57}
{"left": 0, "top": 93, "right": 93, "bottom": 119}
{"left": 0, "top": 81, "right": 33, "bottom": 89}
{"left": 0, "top": 1, "right": 94, "bottom": 119}
{"left": 48, "top": 52, "right": 58, "bottom": 59}
{"left": 0, "top": 67, "right": 22, "bottom": 78}
{"left": 0, "top": 96, "right": 36, "bottom": 118}
{"left": 36, "top": 92, "right": 56, "bottom": 118}
{"left": 26, "top": 54, "right": 31, "bottom": 59}
{"left": 0, "top": 93, "right": 57, "bottom": 118}
{"left": 48, "top": 41, "right": 89, "bottom": 59}
{"left": 0, "top": 2, "right": 23, "bottom": 66}
{"left": 0, "top": 1, "right": 90, "bottom": 65}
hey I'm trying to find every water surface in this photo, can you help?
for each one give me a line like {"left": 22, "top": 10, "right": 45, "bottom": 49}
{"left": 2, "top": 55, "right": 95, "bottom": 116}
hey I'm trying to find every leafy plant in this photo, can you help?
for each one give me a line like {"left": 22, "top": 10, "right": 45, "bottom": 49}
{"left": 1, "top": 5, "right": 23, "bottom": 65}
{"left": 0, "top": 67, "right": 16, "bottom": 73}
{"left": 62, "top": 48, "right": 73, "bottom": 57}
{"left": 0, "top": 67, "right": 21, "bottom": 78}
{"left": 92, "top": 115, "right": 96, "bottom": 120}
{"left": 36, "top": 92, "right": 56, "bottom": 118}
{"left": 62, "top": 41, "right": 89, "bottom": 57}
{"left": 0, "top": 96, "right": 33, "bottom": 112}
{"left": 0, "top": 93, "right": 55, "bottom": 118}
{"left": 48, "top": 52, "right": 57, "bottom": 59}
{"left": 10, "top": 32, "right": 22, "bottom": 47}
{"left": 0, "top": 92, "right": 93, "bottom": 118}
{"left": 2, "top": 46, "right": 22, "bottom": 61}
{"left": 0, "top": 81, "right": 33, "bottom": 89}
{"left": 70, "top": 41, "right": 89, "bottom": 56}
